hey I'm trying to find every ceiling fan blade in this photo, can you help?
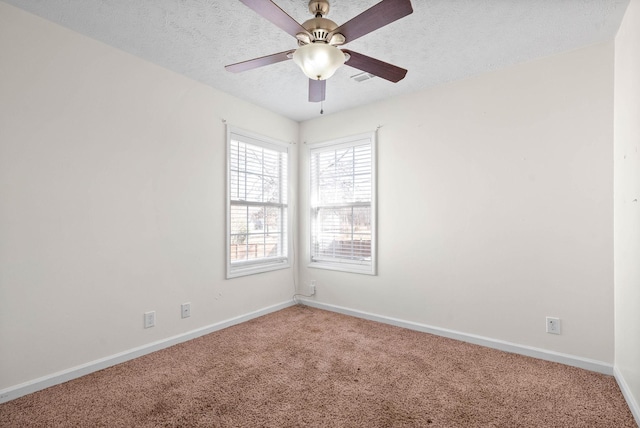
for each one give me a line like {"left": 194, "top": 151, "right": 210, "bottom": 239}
{"left": 333, "top": 0, "right": 413, "bottom": 44}
{"left": 309, "top": 79, "right": 326, "bottom": 103}
{"left": 225, "top": 50, "right": 292, "bottom": 73}
{"left": 343, "top": 50, "right": 407, "bottom": 83}
{"left": 239, "top": 0, "right": 308, "bottom": 38}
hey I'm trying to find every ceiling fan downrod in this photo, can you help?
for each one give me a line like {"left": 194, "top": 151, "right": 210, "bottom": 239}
{"left": 308, "top": 0, "right": 330, "bottom": 18}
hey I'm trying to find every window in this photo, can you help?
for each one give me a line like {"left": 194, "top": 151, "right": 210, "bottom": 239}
{"left": 227, "top": 127, "right": 289, "bottom": 278}
{"left": 309, "top": 132, "right": 376, "bottom": 274}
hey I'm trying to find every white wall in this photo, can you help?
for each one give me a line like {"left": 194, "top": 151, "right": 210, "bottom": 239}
{"left": 614, "top": 0, "right": 640, "bottom": 420}
{"left": 0, "top": 0, "right": 629, "bottom": 406}
{"left": 299, "top": 42, "right": 615, "bottom": 363}
{"left": 0, "top": 2, "right": 298, "bottom": 391}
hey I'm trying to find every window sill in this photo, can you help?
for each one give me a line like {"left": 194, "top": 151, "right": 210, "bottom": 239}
{"left": 308, "top": 261, "right": 376, "bottom": 276}
{"left": 227, "top": 259, "right": 290, "bottom": 279}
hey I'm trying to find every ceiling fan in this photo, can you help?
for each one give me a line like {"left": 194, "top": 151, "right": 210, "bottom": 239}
{"left": 225, "top": 0, "right": 413, "bottom": 104}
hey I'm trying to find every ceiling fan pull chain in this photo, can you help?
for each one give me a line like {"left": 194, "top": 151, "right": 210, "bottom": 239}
{"left": 320, "top": 101, "right": 324, "bottom": 115}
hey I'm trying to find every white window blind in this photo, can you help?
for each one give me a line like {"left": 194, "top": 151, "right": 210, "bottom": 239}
{"left": 227, "top": 127, "right": 289, "bottom": 278}
{"left": 309, "top": 133, "right": 376, "bottom": 275}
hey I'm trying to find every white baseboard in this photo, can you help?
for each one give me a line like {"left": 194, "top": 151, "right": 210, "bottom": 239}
{"left": 299, "top": 299, "right": 614, "bottom": 375}
{"left": 3, "top": 298, "right": 625, "bottom": 411}
{"left": 0, "top": 300, "right": 295, "bottom": 404}
{"left": 614, "top": 366, "right": 640, "bottom": 426}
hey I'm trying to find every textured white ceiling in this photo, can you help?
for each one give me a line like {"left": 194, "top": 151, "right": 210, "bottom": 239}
{"left": 2, "top": 0, "right": 630, "bottom": 121}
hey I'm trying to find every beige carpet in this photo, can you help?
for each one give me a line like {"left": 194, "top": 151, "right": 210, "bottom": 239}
{"left": 0, "top": 305, "right": 636, "bottom": 427}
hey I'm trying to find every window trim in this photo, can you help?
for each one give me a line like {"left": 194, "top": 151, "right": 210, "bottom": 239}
{"left": 226, "top": 126, "right": 291, "bottom": 279}
{"left": 307, "top": 132, "right": 377, "bottom": 275}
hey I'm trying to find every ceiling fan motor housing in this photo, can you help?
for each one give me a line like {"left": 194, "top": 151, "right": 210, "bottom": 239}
{"left": 302, "top": 17, "right": 338, "bottom": 43}
{"left": 301, "top": 0, "right": 346, "bottom": 45}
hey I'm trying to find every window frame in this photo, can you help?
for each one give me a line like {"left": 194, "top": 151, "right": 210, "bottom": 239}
{"left": 308, "top": 132, "right": 377, "bottom": 275}
{"left": 226, "top": 126, "right": 291, "bottom": 279}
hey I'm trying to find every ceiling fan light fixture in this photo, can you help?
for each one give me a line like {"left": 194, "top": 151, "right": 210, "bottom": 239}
{"left": 293, "top": 42, "right": 345, "bottom": 80}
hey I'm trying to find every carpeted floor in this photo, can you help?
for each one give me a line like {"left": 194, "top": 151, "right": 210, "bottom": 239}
{"left": 0, "top": 305, "right": 636, "bottom": 427}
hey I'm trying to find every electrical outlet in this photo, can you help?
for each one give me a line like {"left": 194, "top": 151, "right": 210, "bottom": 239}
{"left": 546, "top": 317, "right": 561, "bottom": 335}
{"left": 181, "top": 303, "right": 191, "bottom": 319}
{"left": 144, "top": 311, "right": 155, "bottom": 329}
{"left": 310, "top": 280, "right": 316, "bottom": 296}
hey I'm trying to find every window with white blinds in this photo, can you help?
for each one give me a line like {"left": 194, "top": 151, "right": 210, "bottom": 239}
{"left": 309, "top": 132, "right": 376, "bottom": 275}
{"left": 227, "top": 127, "right": 289, "bottom": 278}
